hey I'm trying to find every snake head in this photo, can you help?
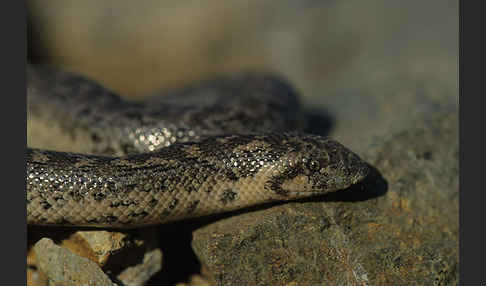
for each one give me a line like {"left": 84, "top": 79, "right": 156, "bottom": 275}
{"left": 265, "top": 135, "right": 369, "bottom": 199}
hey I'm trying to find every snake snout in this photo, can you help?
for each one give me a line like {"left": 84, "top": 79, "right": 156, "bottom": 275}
{"left": 296, "top": 136, "right": 370, "bottom": 194}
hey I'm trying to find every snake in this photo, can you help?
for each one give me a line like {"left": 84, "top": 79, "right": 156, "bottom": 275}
{"left": 27, "top": 64, "right": 369, "bottom": 228}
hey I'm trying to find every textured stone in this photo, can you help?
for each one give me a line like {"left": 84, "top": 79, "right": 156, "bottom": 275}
{"left": 61, "top": 231, "right": 135, "bottom": 267}
{"left": 192, "top": 111, "right": 458, "bottom": 285}
{"left": 175, "top": 274, "right": 212, "bottom": 286}
{"left": 27, "top": 259, "right": 48, "bottom": 286}
{"left": 116, "top": 247, "right": 163, "bottom": 286}
{"left": 33, "top": 238, "right": 114, "bottom": 286}
{"left": 28, "top": 229, "right": 163, "bottom": 286}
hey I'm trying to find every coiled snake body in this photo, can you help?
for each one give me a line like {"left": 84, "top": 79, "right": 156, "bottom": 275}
{"left": 27, "top": 65, "right": 369, "bottom": 228}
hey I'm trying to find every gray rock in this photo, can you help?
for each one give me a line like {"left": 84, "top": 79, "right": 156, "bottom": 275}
{"left": 192, "top": 111, "right": 458, "bottom": 285}
{"left": 33, "top": 238, "right": 115, "bottom": 286}
{"left": 29, "top": 229, "right": 163, "bottom": 286}
{"left": 116, "top": 246, "right": 163, "bottom": 286}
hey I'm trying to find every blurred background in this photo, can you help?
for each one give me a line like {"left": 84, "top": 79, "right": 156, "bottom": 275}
{"left": 27, "top": 0, "right": 458, "bottom": 153}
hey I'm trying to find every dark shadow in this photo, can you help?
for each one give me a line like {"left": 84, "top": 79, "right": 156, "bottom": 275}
{"left": 28, "top": 226, "right": 78, "bottom": 247}
{"left": 303, "top": 107, "right": 335, "bottom": 137}
{"left": 102, "top": 228, "right": 160, "bottom": 279}
{"left": 149, "top": 221, "right": 202, "bottom": 285}
{"left": 312, "top": 165, "right": 388, "bottom": 203}
{"left": 27, "top": 6, "right": 50, "bottom": 64}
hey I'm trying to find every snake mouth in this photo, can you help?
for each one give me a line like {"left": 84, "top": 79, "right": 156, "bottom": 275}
{"left": 286, "top": 163, "right": 370, "bottom": 199}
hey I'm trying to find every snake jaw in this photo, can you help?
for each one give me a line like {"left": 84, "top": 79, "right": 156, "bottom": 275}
{"left": 285, "top": 137, "right": 370, "bottom": 197}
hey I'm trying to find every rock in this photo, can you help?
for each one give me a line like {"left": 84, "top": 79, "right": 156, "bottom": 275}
{"left": 27, "top": 256, "right": 48, "bottom": 286}
{"left": 61, "top": 231, "right": 138, "bottom": 267}
{"left": 116, "top": 247, "right": 163, "bottom": 286}
{"left": 323, "top": 75, "right": 458, "bottom": 155}
{"left": 192, "top": 111, "right": 458, "bottom": 285}
{"left": 29, "top": 229, "right": 163, "bottom": 286}
{"left": 174, "top": 274, "right": 212, "bottom": 286}
{"left": 33, "top": 238, "right": 114, "bottom": 286}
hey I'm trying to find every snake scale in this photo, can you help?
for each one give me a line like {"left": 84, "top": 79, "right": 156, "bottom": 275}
{"left": 27, "top": 64, "right": 369, "bottom": 228}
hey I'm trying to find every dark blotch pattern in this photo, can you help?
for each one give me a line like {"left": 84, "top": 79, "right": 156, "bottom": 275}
{"left": 186, "top": 200, "right": 200, "bottom": 214}
{"left": 220, "top": 189, "right": 238, "bottom": 205}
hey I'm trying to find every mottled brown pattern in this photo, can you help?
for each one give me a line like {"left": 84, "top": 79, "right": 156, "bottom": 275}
{"left": 27, "top": 65, "right": 369, "bottom": 228}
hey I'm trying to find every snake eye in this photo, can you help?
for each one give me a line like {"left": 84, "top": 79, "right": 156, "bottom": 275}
{"left": 308, "top": 160, "right": 320, "bottom": 172}
{"left": 319, "top": 168, "right": 328, "bottom": 176}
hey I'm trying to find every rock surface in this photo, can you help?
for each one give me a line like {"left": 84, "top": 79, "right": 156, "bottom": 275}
{"left": 174, "top": 275, "right": 212, "bottom": 286}
{"left": 28, "top": 229, "right": 163, "bottom": 286}
{"left": 33, "top": 238, "right": 114, "bottom": 286}
{"left": 192, "top": 111, "right": 458, "bottom": 285}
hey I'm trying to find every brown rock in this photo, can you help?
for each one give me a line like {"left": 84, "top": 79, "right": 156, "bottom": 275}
{"left": 174, "top": 274, "right": 212, "bottom": 286}
{"left": 61, "top": 231, "right": 135, "bottom": 267}
{"left": 33, "top": 238, "right": 114, "bottom": 286}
